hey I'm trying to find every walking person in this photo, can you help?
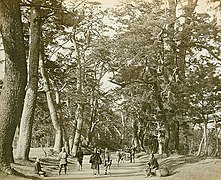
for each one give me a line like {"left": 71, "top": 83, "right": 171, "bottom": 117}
{"left": 120, "top": 149, "right": 125, "bottom": 163}
{"left": 103, "top": 148, "right": 112, "bottom": 175}
{"left": 76, "top": 147, "right": 84, "bottom": 170}
{"left": 58, "top": 147, "right": 68, "bottom": 175}
{"left": 89, "top": 148, "right": 102, "bottom": 175}
{"left": 34, "top": 158, "right": 46, "bottom": 177}
{"left": 129, "top": 147, "right": 133, "bottom": 163}
{"left": 116, "top": 150, "right": 121, "bottom": 166}
{"left": 129, "top": 146, "right": 135, "bottom": 163}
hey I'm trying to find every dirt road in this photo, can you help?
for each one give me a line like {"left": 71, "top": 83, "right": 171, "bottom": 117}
{"left": 2, "top": 150, "right": 221, "bottom": 180}
{"left": 44, "top": 153, "right": 221, "bottom": 180}
{"left": 45, "top": 153, "right": 146, "bottom": 180}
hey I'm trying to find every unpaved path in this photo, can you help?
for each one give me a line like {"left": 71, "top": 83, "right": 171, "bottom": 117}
{"left": 2, "top": 150, "right": 221, "bottom": 180}
{"left": 45, "top": 153, "right": 145, "bottom": 180}
{"left": 44, "top": 153, "right": 221, "bottom": 180}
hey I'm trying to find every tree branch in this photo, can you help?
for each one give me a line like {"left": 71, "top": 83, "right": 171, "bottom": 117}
{"left": 192, "top": 43, "right": 221, "bottom": 61}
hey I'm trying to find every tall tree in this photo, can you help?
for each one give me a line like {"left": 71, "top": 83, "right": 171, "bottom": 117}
{"left": 16, "top": 0, "right": 41, "bottom": 160}
{"left": 39, "top": 46, "right": 63, "bottom": 152}
{"left": 71, "top": 27, "right": 85, "bottom": 155}
{"left": 0, "top": 0, "right": 27, "bottom": 173}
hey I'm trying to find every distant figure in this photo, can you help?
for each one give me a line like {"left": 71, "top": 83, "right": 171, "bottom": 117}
{"left": 34, "top": 158, "right": 46, "bottom": 176}
{"left": 76, "top": 147, "right": 84, "bottom": 170}
{"left": 129, "top": 147, "right": 135, "bottom": 163}
{"left": 120, "top": 149, "right": 125, "bottom": 163}
{"left": 103, "top": 148, "right": 112, "bottom": 175}
{"left": 89, "top": 148, "right": 102, "bottom": 175}
{"left": 146, "top": 153, "right": 159, "bottom": 177}
{"left": 58, "top": 147, "right": 68, "bottom": 175}
{"left": 116, "top": 150, "right": 121, "bottom": 166}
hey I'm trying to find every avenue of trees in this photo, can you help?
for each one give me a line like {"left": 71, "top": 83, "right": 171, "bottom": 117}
{"left": 0, "top": 0, "right": 221, "bottom": 174}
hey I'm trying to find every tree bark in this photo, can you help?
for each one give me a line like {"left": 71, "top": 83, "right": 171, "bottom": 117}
{"left": 71, "top": 29, "right": 85, "bottom": 156}
{"left": 55, "top": 89, "right": 70, "bottom": 154}
{"left": 203, "top": 121, "right": 208, "bottom": 156}
{"left": 157, "top": 122, "right": 163, "bottom": 155}
{"left": 69, "top": 122, "right": 77, "bottom": 152}
{"left": 0, "top": 0, "right": 27, "bottom": 173}
{"left": 16, "top": 2, "right": 41, "bottom": 160}
{"left": 87, "top": 97, "right": 98, "bottom": 146}
{"left": 120, "top": 111, "right": 126, "bottom": 145}
{"left": 177, "top": 0, "right": 198, "bottom": 80}
{"left": 66, "top": 98, "right": 76, "bottom": 152}
{"left": 132, "top": 119, "right": 140, "bottom": 149}
{"left": 197, "top": 133, "right": 204, "bottom": 156}
{"left": 72, "top": 103, "right": 84, "bottom": 156}
{"left": 197, "top": 120, "right": 208, "bottom": 156}
{"left": 173, "top": 120, "right": 179, "bottom": 152}
{"left": 39, "top": 48, "right": 63, "bottom": 153}
{"left": 214, "top": 119, "right": 219, "bottom": 156}
{"left": 152, "top": 71, "right": 170, "bottom": 155}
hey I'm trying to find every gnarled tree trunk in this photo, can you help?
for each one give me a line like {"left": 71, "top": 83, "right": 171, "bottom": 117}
{"left": 0, "top": 0, "right": 27, "bottom": 173}
{"left": 16, "top": 2, "right": 41, "bottom": 160}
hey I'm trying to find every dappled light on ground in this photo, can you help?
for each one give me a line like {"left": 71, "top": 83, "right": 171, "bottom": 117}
{"left": 1, "top": 149, "right": 220, "bottom": 180}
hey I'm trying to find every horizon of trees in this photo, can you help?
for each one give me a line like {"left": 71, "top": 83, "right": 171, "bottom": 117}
{"left": 0, "top": 0, "right": 221, "bottom": 175}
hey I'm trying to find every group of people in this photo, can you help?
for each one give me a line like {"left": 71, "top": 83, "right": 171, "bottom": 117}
{"left": 129, "top": 147, "right": 136, "bottom": 163}
{"left": 33, "top": 146, "right": 113, "bottom": 176}
{"left": 34, "top": 146, "right": 82, "bottom": 176}
{"left": 116, "top": 149, "right": 125, "bottom": 166}
{"left": 89, "top": 147, "right": 112, "bottom": 175}
{"left": 33, "top": 146, "right": 161, "bottom": 178}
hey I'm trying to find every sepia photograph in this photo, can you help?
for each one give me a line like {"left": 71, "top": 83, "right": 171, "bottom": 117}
{"left": 0, "top": 0, "right": 220, "bottom": 179}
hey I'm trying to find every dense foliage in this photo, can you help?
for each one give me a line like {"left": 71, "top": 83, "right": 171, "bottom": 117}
{"left": 3, "top": 0, "right": 221, "bottom": 159}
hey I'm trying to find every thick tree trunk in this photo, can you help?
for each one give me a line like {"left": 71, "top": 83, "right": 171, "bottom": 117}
{"left": 0, "top": 0, "right": 27, "bottom": 173}
{"left": 55, "top": 90, "right": 70, "bottom": 154}
{"left": 197, "top": 121, "right": 208, "bottom": 156}
{"left": 86, "top": 118, "right": 99, "bottom": 147}
{"left": 72, "top": 103, "right": 84, "bottom": 156}
{"left": 87, "top": 98, "right": 98, "bottom": 146}
{"left": 152, "top": 74, "right": 170, "bottom": 155}
{"left": 158, "top": 138, "right": 163, "bottom": 155}
{"left": 172, "top": 120, "right": 179, "bottom": 152}
{"left": 203, "top": 122, "right": 208, "bottom": 156}
{"left": 86, "top": 130, "right": 92, "bottom": 147}
{"left": 69, "top": 123, "right": 77, "bottom": 152}
{"left": 214, "top": 119, "right": 219, "bottom": 156}
{"left": 164, "top": 122, "right": 170, "bottom": 156}
{"left": 39, "top": 51, "right": 63, "bottom": 153}
{"left": 157, "top": 122, "right": 163, "bottom": 155}
{"left": 62, "top": 126, "right": 70, "bottom": 154}
{"left": 16, "top": 2, "right": 41, "bottom": 160}
{"left": 71, "top": 30, "right": 85, "bottom": 156}
{"left": 197, "top": 133, "right": 204, "bottom": 156}
{"left": 132, "top": 119, "right": 140, "bottom": 149}
{"left": 120, "top": 112, "right": 125, "bottom": 145}
{"left": 66, "top": 98, "right": 76, "bottom": 152}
